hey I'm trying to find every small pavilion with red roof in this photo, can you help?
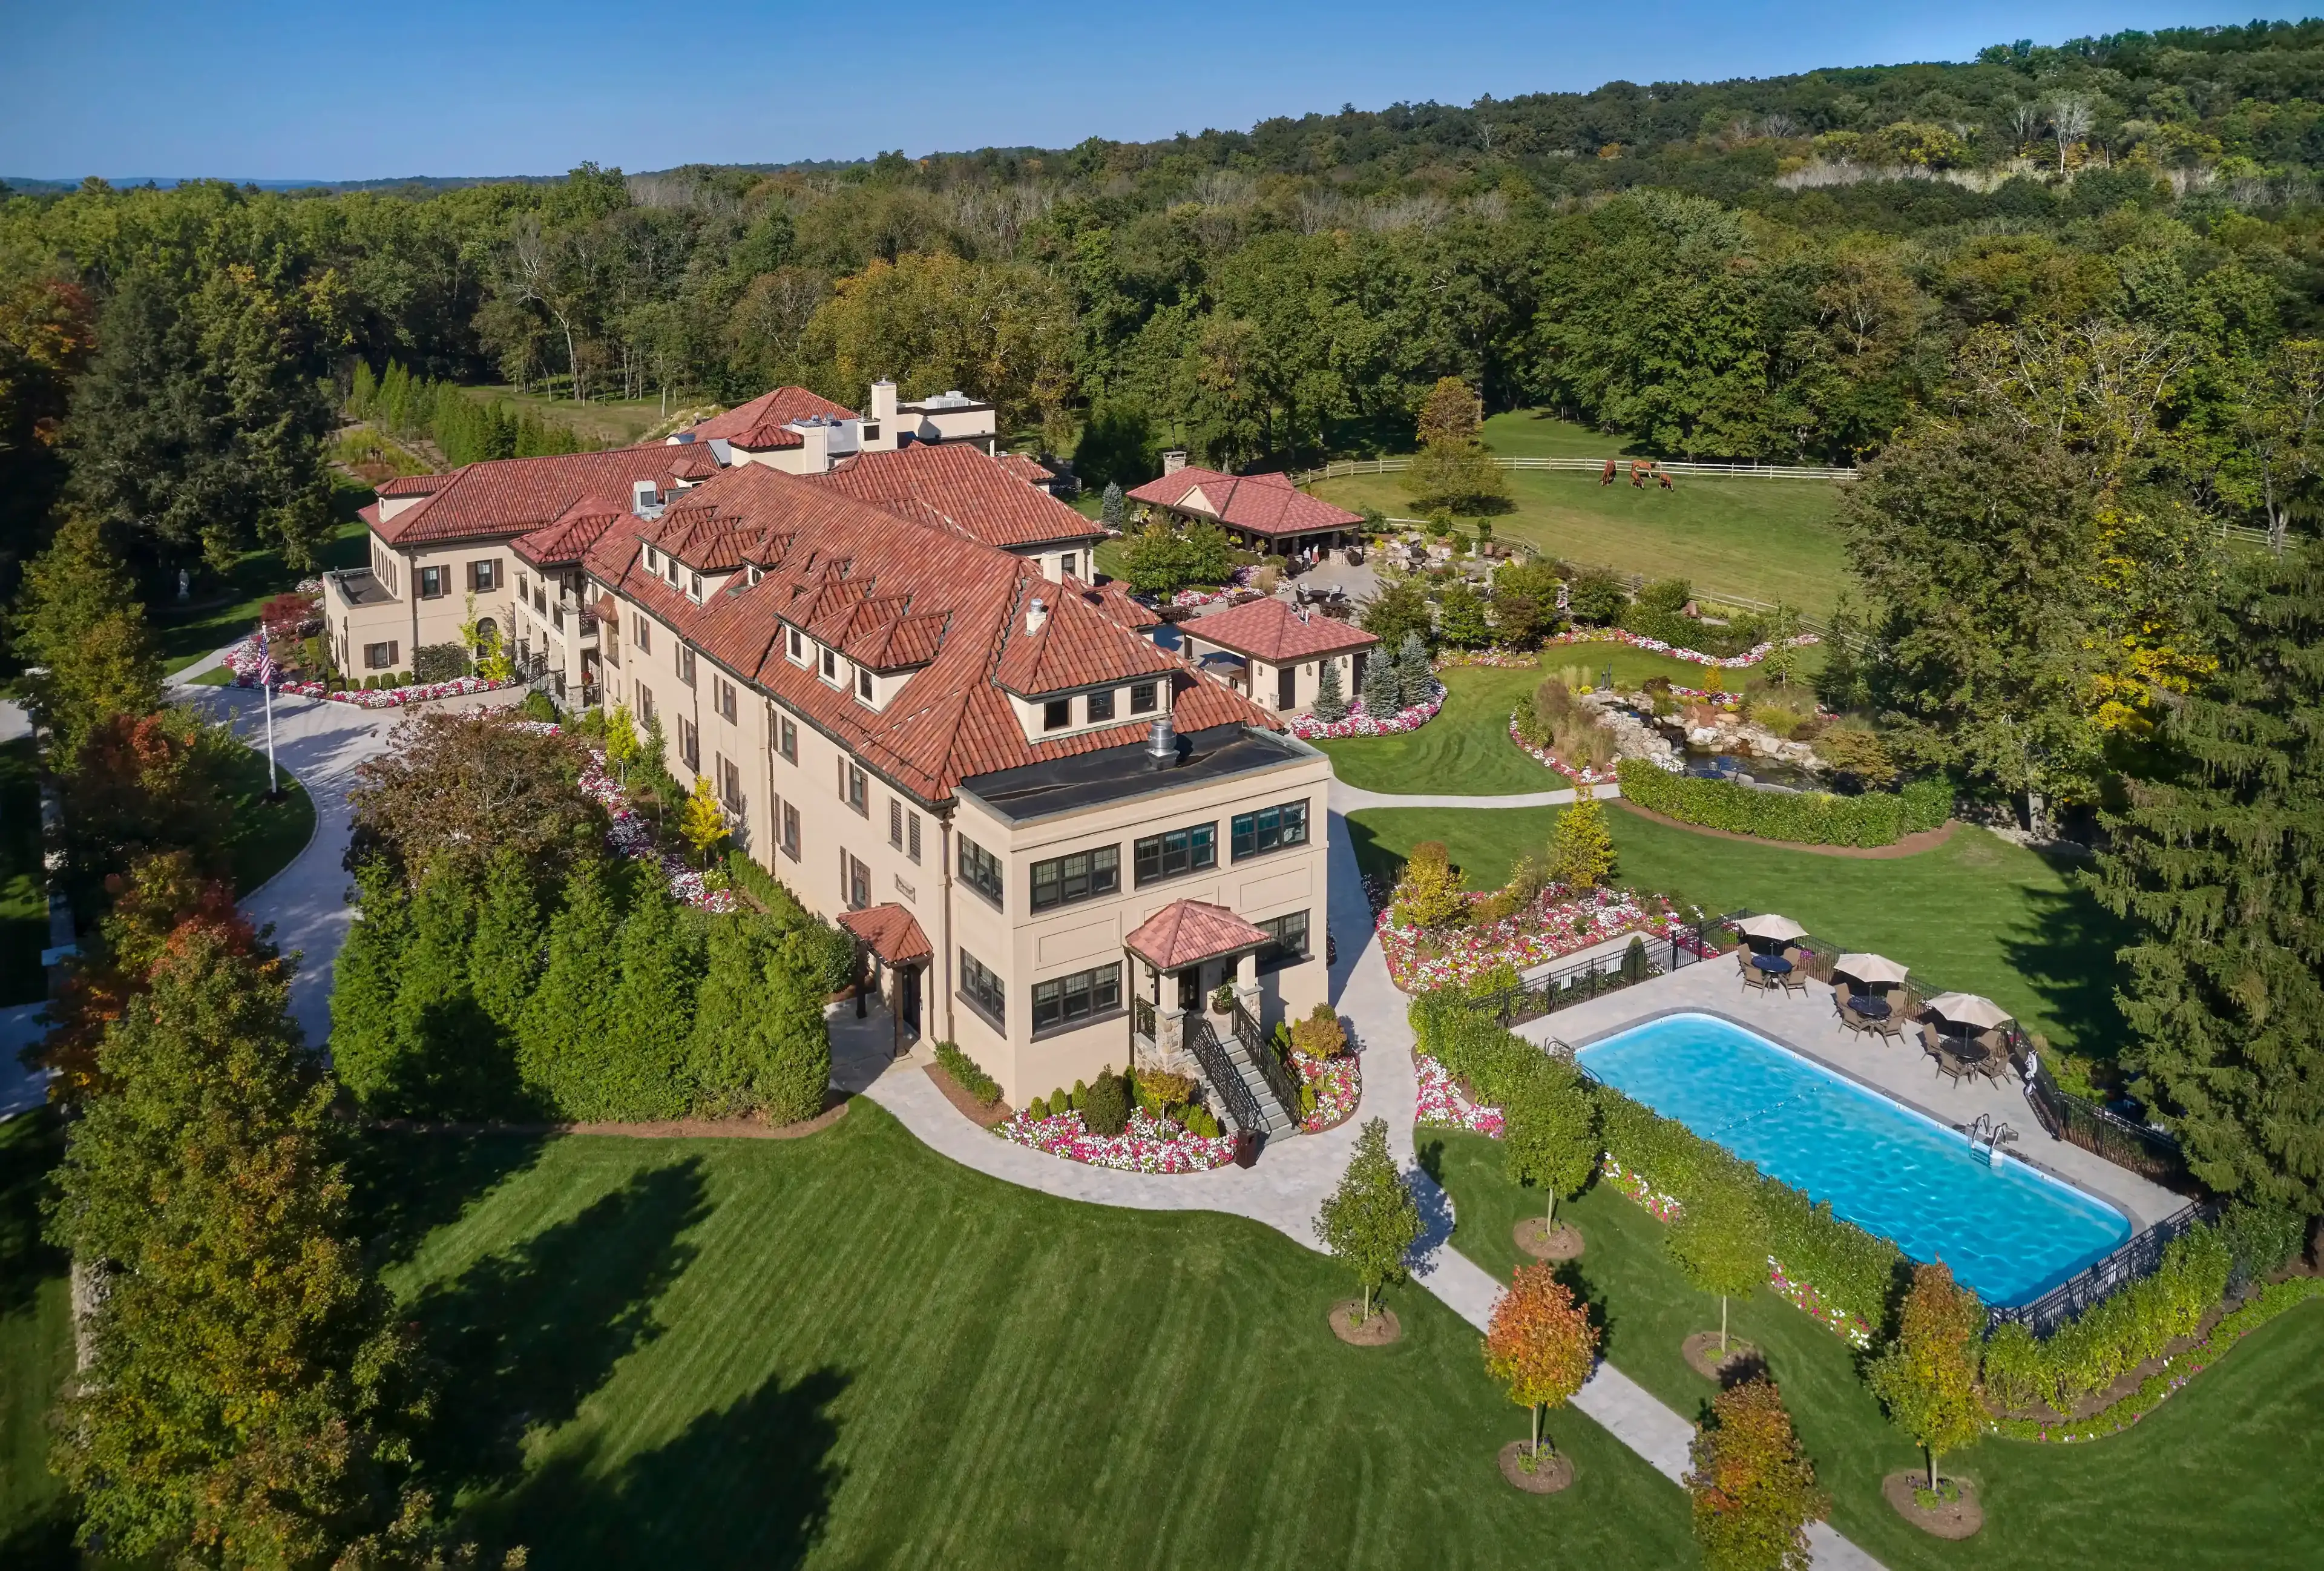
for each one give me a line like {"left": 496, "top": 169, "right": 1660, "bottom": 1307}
{"left": 1176, "top": 595, "right": 1379, "bottom": 716}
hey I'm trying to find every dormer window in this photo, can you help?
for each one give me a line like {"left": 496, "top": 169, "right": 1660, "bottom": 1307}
{"left": 788, "top": 628, "right": 805, "bottom": 663}
{"left": 1088, "top": 688, "right": 1115, "bottom": 722}
{"left": 689, "top": 571, "right": 703, "bottom": 601}
{"left": 645, "top": 547, "right": 660, "bottom": 572}
{"left": 821, "top": 648, "right": 837, "bottom": 681}
{"left": 748, "top": 565, "right": 761, "bottom": 585}
{"left": 1043, "top": 699, "right": 1069, "bottom": 731}
{"left": 1131, "top": 681, "right": 1158, "bottom": 714}
{"left": 856, "top": 668, "right": 874, "bottom": 702}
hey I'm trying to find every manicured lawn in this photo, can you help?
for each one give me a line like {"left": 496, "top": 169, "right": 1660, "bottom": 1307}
{"left": 1429, "top": 1130, "right": 2324, "bottom": 1571}
{"left": 1310, "top": 468, "right": 1848, "bottom": 614}
{"left": 0, "top": 741, "right": 44, "bottom": 1008}
{"left": 1477, "top": 409, "right": 1647, "bottom": 459}
{"left": 153, "top": 497, "right": 372, "bottom": 675}
{"left": 0, "top": 1111, "right": 72, "bottom": 1569}
{"left": 217, "top": 740, "right": 315, "bottom": 899}
{"left": 357, "top": 1105, "right": 1699, "bottom": 1568}
{"left": 1345, "top": 804, "right": 2132, "bottom": 1061}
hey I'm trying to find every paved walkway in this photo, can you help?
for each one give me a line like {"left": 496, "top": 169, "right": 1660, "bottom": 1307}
{"left": 1330, "top": 780, "right": 1592, "bottom": 812}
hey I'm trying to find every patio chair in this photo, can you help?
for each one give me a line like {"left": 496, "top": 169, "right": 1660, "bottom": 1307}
{"left": 1874, "top": 1008, "right": 1905, "bottom": 1042}
{"left": 1920, "top": 1022, "right": 1967, "bottom": 1085}
{"left": 1779, "top": 964, "right": 1809, "bottom": 997}
{"left": 1832, "top": 989, "right": 1868, "bottom": 1037}
{"left": 1741, "top": 964, "right": 1774, "bottom": 997}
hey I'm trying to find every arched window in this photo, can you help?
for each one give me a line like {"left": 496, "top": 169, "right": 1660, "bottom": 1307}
{"left": 473, "top": 617, "right": 497, "bottom": 656}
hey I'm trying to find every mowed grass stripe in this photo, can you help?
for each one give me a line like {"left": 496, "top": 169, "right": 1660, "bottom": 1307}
{"left": 372, "top": 1105, "right": 1700, "bottom": 1568}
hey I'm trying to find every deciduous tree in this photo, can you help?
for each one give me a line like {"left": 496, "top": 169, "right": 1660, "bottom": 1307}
{"left": 1502, "top": 1059, "right": 1599, "bottom": 1228}
{"left": 1866, "top": 1262, "right": 1986, "bottom": 1490}
{"left": 10, "top": 512, "right": 162, "bottom": 767}
{"left": 1482, "top": 1262, "right": 1599, "bottom": 1463}
{"left": 1688, "top": 1376, "right": 1827, "bottom": 1571}
{"left": 349, "top": 710, "right": 602, "bottom": 884}
{"left": 1548, "top": 794, "right": 1616, "bottom": 891}
{"left": 1314, "top": 1116, "right": 1420, "bottom": 1322}
{"left": 1668, "top": 1168, "right": 1767, "bottom": 1352}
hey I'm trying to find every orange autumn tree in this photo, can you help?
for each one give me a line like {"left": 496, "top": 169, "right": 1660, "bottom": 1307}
{"left": 1866, "top": 1261, "right": 1986, "bottom": 1491}
{"left": 1688, "top": 1375, "right": 1827, "bottom": 1571}
{"left": 1482, "top": 1262, "right": 1599, "bottom": 1466}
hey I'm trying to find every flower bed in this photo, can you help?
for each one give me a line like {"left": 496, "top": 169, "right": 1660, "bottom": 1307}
{"left": 1415, "top": 1052, "right": 1504, "bottom": 1136}
{"left": 1299, "top": 1053, "right": 1362, "bottom": 1131}
{"left": 222, "top": 635, "right": 516, "bottom": 708}
{"left": 1289, "top": 681, "right": 1443, "bottom": 740}
{"left": 994, "top": 1105, "right": 1238, "bottom": 1173}
{"left": 1543, "top": 626, "right": 1820, "bottom": 670}
{"left": 1505, "top": 713, "right": 1618, "bottom": 786}
{"left": 1768, "top": 1258, "right": 1874, "bottom": 1348}
{"left": 577, "top": 750, "right": 740, "bottom": 915}
{"left": 1433, "top": 648, "right": 1538, "bottom": 670}
{"left": 1598, "top": 1154, "right": 1682, "bottom": 1222}
{"left": 1374, "top": 884, "right": 1688, "bottom": 993}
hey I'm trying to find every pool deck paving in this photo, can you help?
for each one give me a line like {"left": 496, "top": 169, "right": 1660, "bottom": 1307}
{"left": 1515, "top": 958, "right": 2183, "bottom": 1230}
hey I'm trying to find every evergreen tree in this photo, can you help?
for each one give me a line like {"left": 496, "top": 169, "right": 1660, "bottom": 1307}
{"left": 389, "top": 855, "right": 486, "bottom": 1117}
{"left": 690, "top": 914, "right": 829, "bottom": 1121}
{"left": 761, "top": 927, "right": 835, "bottom": 1121}
{"left": 329, "top": 858, "right": 412, "bottom": 1113}
{"left": 1099, "top": 480, "right": 1126, "bottom": 530}
{"left": 518, "top": 857, "right": 625, "bottom": 1115}
{"left": 10, "top": 512, "right": 163, "bottom": 766}
{"left": 1311, "top": 655, "right": 1350, "bottom": 722}
{"left": 1397, "top": 629, "right": 1434, "bottom": 707}
{"left": 597, "top": 878, "right": 702, "bottom": 1121}
{"left": 1361, "top": 647, "right": 1402, "bottom": 716}
{"left": 2095, "top": 541, "right": 2324, "bottom": 1217}
{"left": 467, "top": 846, "right": 546, "bottom": 1041}
{"left": 50, "top": 921, "right": 422, "bottom": 1565}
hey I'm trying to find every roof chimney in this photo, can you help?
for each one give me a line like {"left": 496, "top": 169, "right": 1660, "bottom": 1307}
{"left": 1147, "top": 714, "right": 1177, "bottom": 770}
{"left": 1025, "top": 596, "right": 1048, "bottom": 634}
{"left": 1161, "top": 450, "right": 1188, "bottom": 476}
{"left": 870, "top": 380, "right": 899, "bottom": 423}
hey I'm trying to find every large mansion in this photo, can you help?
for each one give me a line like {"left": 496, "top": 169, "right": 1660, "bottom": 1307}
{"left": 324, "top": 384, "right": 1333, "bottom": 1126}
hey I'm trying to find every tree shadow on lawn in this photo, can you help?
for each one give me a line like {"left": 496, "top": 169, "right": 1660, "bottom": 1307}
{"left": 489, "top": 1366, "right": 849, "bottom": 1570}
{"left": 0, "top": 1108, "right": 65, "bottom": 1320}
{"left": 1997, "top": 852, "right": 2138, "bottom": 1072}
{"left": 409, "top": 1156, "right": 710, "bottom": 1497}
{"left": 345, "top": 1127, "right": 556, "bottom": 1273}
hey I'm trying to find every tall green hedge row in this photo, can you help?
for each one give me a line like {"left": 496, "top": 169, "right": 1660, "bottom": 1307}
{"left": 1616, "top": 759, "right": 1952, "bottom": 848}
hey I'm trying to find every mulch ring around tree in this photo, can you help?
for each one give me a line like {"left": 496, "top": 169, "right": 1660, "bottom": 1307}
{"left": 925, "top": 1064, "right": 1013, "bottom": 1129}
{"left": 1514, "top": 1217, "right": 1584, "bottom": 1261}
{"left": 1329, "top": 1300, "right": 1403, "bottom": 1346}
{"left": 1882, "top": 1472, "right": 1983, "bottom": 1538}
{"left": 1682, "top": 1331, "right": 1766, "bottom": 1383}
{"left": 1497, "top": 1441, "right": 1576, "bottom": 1494}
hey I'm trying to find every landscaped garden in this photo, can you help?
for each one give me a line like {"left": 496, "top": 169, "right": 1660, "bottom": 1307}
{"left": 1425, "top": 1127, "right": 2324, "bottom": 1570}
{"left": 152, "top": 489, "right": 372, "bottom": 676}
{"left": 1346, "top": 802, "right": 2134, "bottom": 1064}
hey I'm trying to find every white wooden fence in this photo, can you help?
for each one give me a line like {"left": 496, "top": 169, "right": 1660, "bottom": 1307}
{"left": 1297, "top": 455, "right": 1859, "bottom": 484}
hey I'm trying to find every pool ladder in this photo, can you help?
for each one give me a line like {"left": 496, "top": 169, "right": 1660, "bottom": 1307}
{"left": 1966, "top": 1114, "right": 2019, "bottom": 1165}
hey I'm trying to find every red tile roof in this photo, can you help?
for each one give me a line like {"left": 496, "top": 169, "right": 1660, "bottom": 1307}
{"left": 684, "top": 386, "right": 858, "bottom": 450}
{"left": 1183, "top": 596, "right": 1379, "bottom": 662}
{"left": 356, "top": 501, "right": 382, "bottom": 529}
{"left": 581, "top": 463, "right": 1278, "bottom": 806}
{"left": 1126, "top": 900, "right": 1273, "bottom": 972}
{"left": 1125, "top": 467, "right": 1363, "bottom": 538}
{"left": 836, "top": 903, "right": 933, "bottom": 965}
{"left": 378, "top": 472, "right": 456, "bottom": 497}
{"left": 993, "top": 580, "right": 1181, "bottom": 698}
{"left": 513, "top": 495, "right": 629, "bottom": 567}
{"left": 375, "top": 447, "right": 703, "bottom": 547}
{"left": 815, "top": 443, "right": 1103, "bottom": 551}
{"left": 992, "top": 452, "right": 1058, "bottom": 489}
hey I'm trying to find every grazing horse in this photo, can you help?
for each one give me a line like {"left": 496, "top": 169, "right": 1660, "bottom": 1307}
{"left": 1630, "top": 459, "right": 1653, "bottom": 488}
{"left": 1658, "top": 470, "right": 1675, "bottom": 490}
{"left": 1600, "top": 458, "right": 1618, "bottom": 486}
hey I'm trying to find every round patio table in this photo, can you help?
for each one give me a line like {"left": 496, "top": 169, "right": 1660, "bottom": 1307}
{"left": 1749, "top": 953, "right": 1793, "bottom": 976}
{"left": 1849, "top": 995, "right": 1892, "bottom": 1021}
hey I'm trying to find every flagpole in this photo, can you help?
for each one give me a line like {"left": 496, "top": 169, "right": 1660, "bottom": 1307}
{"left": 257, "top": 625, "right": 279, "bottom": 797}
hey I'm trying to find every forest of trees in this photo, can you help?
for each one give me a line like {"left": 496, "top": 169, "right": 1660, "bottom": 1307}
{"left": 14, "top": 21, "right": 2324, "bottom": 608}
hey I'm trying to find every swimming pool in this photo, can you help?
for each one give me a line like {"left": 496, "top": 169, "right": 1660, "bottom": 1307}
{"left": 1577, "top": 1012, "right": 2130, "bottom": 1306}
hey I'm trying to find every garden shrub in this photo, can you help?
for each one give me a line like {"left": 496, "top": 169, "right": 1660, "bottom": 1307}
{"left": 934, "top": 1040, "right": 1001, "bottom": 1107}
{"left": 1290, "top": 1003, "right": 1347, "bottom": 1059}
{"left": 1566, "top": 570, "right": 1629, "bottom": 626}
{"left": 1134, "top": 1069, "right": 1195, "bottom": 1115}
{"left": 723, "top": 851, "right": 855, "bottom": 993}
{"left": 1620, "top": 935, "right": 1650, "bottom": 983}
{"left": 1027, "top": 1096, "right": 1049, "bottom": 1121}
{"left": 1990, "top": 1222, "right": 2234, "bottom": 1412}
{"left": 410, "top": 642, "right": 471, "bottom": 683}
{"left": 1182, "top": 1105, "right": 1221, "bottom": 1139}
{"left": 1618, "top": 759, "right": 1951, "bottom": 848}
{"left": 520, "top": 691, "right": 557, "bottom": 723}
{"left": 1070, "top": 1079, "right": 1088, "bottom": 1109}
{"left": 1080, "top": 1067, "right": 1129, "bottom": 1136}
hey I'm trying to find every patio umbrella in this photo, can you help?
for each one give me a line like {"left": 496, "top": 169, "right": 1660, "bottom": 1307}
{"left": 1733, "top": 914, "right": 1807, "bottom": 943}
{"left": 1834, "top": 953, "right": 1909, "bottom": 986}
{"left": 1925, "top": 992, "right": 2012, "bottom": 1030}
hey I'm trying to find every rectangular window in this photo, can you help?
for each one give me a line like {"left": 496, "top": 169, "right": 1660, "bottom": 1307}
{"left": 677, "top": 647, "right": 696, "bottom": 687}
{"left": 857, "top": 667, "right": 874, "bottom": 702}
{"left": 844, "top": 851, "right": 871, "bottom": 911}
{"left": 469, "top": 559, "right": 499, "bottom": 592}
{"left": 781, "top": 799, "right": 800, "bottom": 860}
{"left": 821, "top": 648, "right": 837, "bottom": 680}
{"left": 1134, "top": 822, "right": 1216, "bottom": 886}
{"left": 517, "top": 571, "right": 529, "bottom": 602}
{"left": 1042, "top": 697, "right": 1070, "bottom": 731}
{"left": 1130, "top": 680, "right": 1158, "bottom": 714}
{"left": 418, "top": 565, "right": 446, "bottom": 599}
{"left": 839, "top": 760, "right": 867, "bottom": 815}
{"left": 907, "top": 812, "right": 921, "bottom": 864}
{"left": 960, "top": 950, "right": 1006, "bottom": 1027}
{"left": 679, "top": 717, "right": 700, "bottom": 771}
{"left": 960, "top": 837, "right": 1004, "bottom": 906}
{"left": 1059, "top": 552, "right": 1078, "bottom": 580}
{"left": 789, "top": 627, "right": 804, "bottom": 662}
{"left": 1231, "top": 800, "right": 1310, "bottom": 861}
{"left": 718, "top": 755, "right": 744, "bottom": 813}
{"left": 363, "top": 641, "right": 398, "bottom": 670}
{"left": 1256, "top": 911, "right": 1310, "bottom": 973}
{"left": 1031, "top": 963, "right": 1121, "bottom": 1035}
{"left": 634, "top": 615, "right": 651, "bottom": 654}
{"left": 689, "top": 571, "right": 703, "bottom": 601}
{"left": 888, "top": 799, "right": 904, "bottom": 849}
{"left": 1029, "top": 845, "right": 1120, "bottom": 912}
{"left": 1086, "top": 688, "right": 1115, "bottom": 723}
{"left": 637, "top": 683, "right": 655, "bottom": 723}
{"left": 778, "top": 716, "right": 798, "bottom": 763}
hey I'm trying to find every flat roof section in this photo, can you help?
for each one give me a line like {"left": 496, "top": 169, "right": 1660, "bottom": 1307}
{"left": 956, "top": 724, "right": 1318, "bottom": 825}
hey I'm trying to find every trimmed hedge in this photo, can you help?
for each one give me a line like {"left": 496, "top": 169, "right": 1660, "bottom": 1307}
{"left": 724, "top": 850, "right": 856, "bottom": 995}
{"left": 1617, "top": 758, "right": 1951, "bottom": 848}
{"left": 934, "top": 1040, "right": 1001, "bottom": 1107}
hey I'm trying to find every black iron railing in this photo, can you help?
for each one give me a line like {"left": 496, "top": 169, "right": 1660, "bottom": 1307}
{"left": 1232, "top": 998, "right": 1303, "bottom": 1124}
{"left": 1988, "top": 1199, "right": 2219, "bottom": 1338}
{"left": 2019, "top": 1058, "right": 2188, "bottom": 1189}
{"left": 1131, "top": 995, "right": 1157, "bottom": 1042}
{"left": 1461, "top": 935, "right": 1689, "bottom": 1027}
{"left": 1184, "top": 1015, "right": 1265, "bottom": 1138}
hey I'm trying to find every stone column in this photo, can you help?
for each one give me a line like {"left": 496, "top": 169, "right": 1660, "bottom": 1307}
{"left": 1234, "top": 952, "right": 1261, "bottom": 1025}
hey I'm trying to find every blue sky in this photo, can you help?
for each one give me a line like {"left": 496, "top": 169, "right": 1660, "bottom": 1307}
{"left": 0, "top": 2, "right": 2291, "bottom": 182}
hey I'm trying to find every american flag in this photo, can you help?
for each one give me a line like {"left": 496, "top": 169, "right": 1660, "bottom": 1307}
{"left": 254, "top": 628, "right": 278, "bottom": 688}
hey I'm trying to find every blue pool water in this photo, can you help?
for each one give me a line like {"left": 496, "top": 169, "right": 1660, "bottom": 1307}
{"left": 1577, "top": 1013, "right": 2131, "bottom": 1306}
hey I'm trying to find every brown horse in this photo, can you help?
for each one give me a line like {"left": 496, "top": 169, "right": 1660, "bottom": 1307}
{"left": 1600, "top": 458, "right": 1618, "bottom": 486}
{"left": 1630, "top": 459, "right": 1653, "bottom": 489}
{"left": 1658, "top": 470, "right": 1675, "bottom": 490}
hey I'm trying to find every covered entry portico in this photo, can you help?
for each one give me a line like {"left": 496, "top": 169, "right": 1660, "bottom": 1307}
{"left": 838, "top": 903, "right": 930, "bottom": 1059}
{"left": 1125, "top": 899, "right": 1302, "bottom": 1141}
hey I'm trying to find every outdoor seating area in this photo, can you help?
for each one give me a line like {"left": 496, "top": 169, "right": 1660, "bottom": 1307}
{"left": 1726, "top": 917, "right": 2020, "bottom": 1076}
